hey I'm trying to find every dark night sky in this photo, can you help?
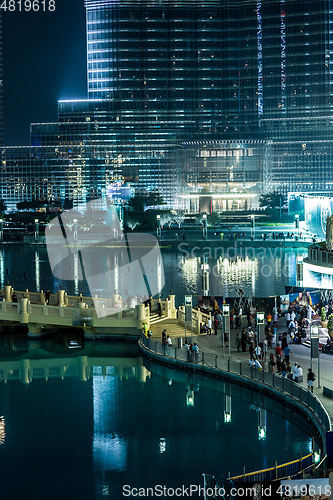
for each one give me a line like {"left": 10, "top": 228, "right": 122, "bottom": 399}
{"left": 2, "top": 0, "right": 87, "bottom": 145}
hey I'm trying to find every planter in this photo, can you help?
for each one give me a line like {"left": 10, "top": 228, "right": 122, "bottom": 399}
{"left": 321, "top": 320, "right": 328, "bottom": 328}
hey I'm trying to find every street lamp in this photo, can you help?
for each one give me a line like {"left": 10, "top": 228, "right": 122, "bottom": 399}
{"left": 310, "top": 324, "right": 320, "bottom": 387}
{"left": 156, "top": 214, "right": 161, "bottom": 238}
{"left": 34, "top": 219, "right": 39, "bottom": 241}
{"left": 222, "top": 304, "right": 230, "bottom": 356}
{"left": 202, "top": 214, "right": 207, "bottom": 240}
{"left": 257, "top": 312, "right": 265, "bottom": 346}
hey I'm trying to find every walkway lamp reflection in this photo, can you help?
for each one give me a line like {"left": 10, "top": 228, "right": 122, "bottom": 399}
{"left": 250, "top": 214, "right": 255, "bottom": 240}
{"left": 156, "top": 214, "right": 161, "bottom": 238}
{"left": 0, "top": 219, "right": 3, "bottom": 240}
{"left": 34, "top": 219, "right": 39, "bottom": 241}
{"left": 224, "top": 394, "right": 232, "bottom": 423}
{"left": 202, "top": 213, "right": 207, "bottom": 240}
{"left": 201, "top": 262, "right": 209, "bottom": 297}
{"left": 258, "top": 409, "right": 267, "bottom": 441}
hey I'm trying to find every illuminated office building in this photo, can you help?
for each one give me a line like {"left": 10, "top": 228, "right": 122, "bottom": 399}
{"left": 0, "top": 12, "right": 3, "bottom": 146}
{"left": 2, "top": 1, "right": 333, "bottom": 209}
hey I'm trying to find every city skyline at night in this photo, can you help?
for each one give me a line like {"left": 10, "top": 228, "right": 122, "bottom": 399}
{"left": 1, "top": 0, "right": 333, "bottom": 209}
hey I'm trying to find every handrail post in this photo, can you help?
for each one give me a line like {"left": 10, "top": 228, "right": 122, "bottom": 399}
{"left": 272, "top": 372, "right": 275, "bottom": 388}
{"left": 215, "top": 355, "right": 218, "bottom": 369}
{"left": 228, "top": 358, "right": 230, "bottom": 372}
{"left": 239, "top": 362, "right": 242, "bottom": 376}
{"left": 175, "top": 347, "right": 177, "bottom": 360}
{"left": 202, "top": 352, "right": 204, "bottom": 365}
{"left": 275, "top": 461, "right": 278, "bottom": 479}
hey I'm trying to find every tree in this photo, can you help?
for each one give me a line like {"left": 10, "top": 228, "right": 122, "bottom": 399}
{"left": 159, "top": 213, "right": 173, "bottom": 228}
{"left": 127, "top": 192, "right": 165, "bottom": 212}
{"left": 207, "top": 213, "right": 221, "bottom": 226}
{"left": 127, "top": 218, "right": 140, "bottom": 231}
{"left": 147, "top": 192, "right": 165, "bottom": 207}
{"left": 0, "top": 199, "right": 6, "bottom": 213}
{"left": 173, "top": 213, "right": 185, "bottom": 228}
{"left": 259, "top": 192, "right": 286, "bottom": 210}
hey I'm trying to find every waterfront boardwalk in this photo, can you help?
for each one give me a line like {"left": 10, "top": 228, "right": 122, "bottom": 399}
{"left": 149, "top": 316, "right": 333, "bottom": 422}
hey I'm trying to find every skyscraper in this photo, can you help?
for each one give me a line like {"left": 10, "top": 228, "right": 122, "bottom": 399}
{"left": 2, "top": 1, "right": 333, "bottom": 210}
{"left": 0, "top": 12, "right": 3, "bottom": 146}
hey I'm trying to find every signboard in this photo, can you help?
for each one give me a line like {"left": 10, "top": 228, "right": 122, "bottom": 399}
{"left": 185, "top": 295, "right": 192, "bottom": 322}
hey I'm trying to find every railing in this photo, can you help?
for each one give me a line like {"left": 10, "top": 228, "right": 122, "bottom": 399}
{"left": 308, "top": 245, "right": 333, "bottom": 265}
{"left": 141, "top": 336, "right": 330, "bottom": 494}
{"left": 140, "top": 336, "right": 331, "bottom": 435}
{"left": 227, "top": 453, "right": 313, "bottom": 483}
{"left": 203, "top": 453, "right": 315, "bottom": 498}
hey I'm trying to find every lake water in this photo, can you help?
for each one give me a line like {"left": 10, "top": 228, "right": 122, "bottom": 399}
{"left": 0, "top": 244, "right": 311, "bottom": 305}
{"left": 0, "top": 337, "right": 314, "bottom": 500}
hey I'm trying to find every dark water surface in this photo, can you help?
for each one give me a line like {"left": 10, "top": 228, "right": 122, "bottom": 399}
{"left": 0, "top": 338, "right": 314, "bottom": 500}
{"left": 0, "top": 244, "right": 309, "bottom": 304}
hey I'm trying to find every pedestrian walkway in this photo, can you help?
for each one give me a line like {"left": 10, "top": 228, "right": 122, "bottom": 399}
{"left": 150, "top": 315, "right": 333, "bottom": 422}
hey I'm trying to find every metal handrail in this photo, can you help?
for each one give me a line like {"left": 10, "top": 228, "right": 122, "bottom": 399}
{"left": 140, "top": 335, "right": 331, "bottom": 435}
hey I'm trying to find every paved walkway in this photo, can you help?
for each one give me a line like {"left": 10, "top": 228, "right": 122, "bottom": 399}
{"left": 150, "top": 316, "right": 333, "bottom": 422}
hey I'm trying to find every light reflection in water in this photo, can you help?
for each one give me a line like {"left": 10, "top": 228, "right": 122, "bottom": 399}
{"left": 0, "top": 250, "right": 4, "bottom": 287}
{"left": 180, "top": 257, "right": 200, "bottom": 294}
{"left": 34, "top": 250, "right": 40, "bottom": 292}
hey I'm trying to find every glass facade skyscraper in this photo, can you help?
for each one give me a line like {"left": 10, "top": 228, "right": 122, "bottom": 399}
{"left": 1, "top": 1, "right": 333, "bottom": 209}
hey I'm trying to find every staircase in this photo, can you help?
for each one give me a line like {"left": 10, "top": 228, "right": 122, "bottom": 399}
{"left": 149, "top": 312, "right": 166, "bottom": 325}
{"left": 149, "top": 317, "right": 187, "bottom": 337}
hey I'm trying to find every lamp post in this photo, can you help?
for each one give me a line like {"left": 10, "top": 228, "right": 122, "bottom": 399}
{"left": 222, "top": 303, "right": 230, "bottom": 356}
{"left": 310, "top": 324, "right": 320, "bottom": 387}
{"left": 34, "top": 219, "right": 39, "bottom": 241}
{"left": 202, "top": 213, "right": 207, "bottom": 240}
{"left": 0, "top": 219, "right": 3, "bottom": 240}
{"left": 251, "top": 214, "right": 255, "bottom": 240}
{"left": 256, "top": 312, "right": 265, "bottom": 347}
{"left": 157, "top": 214, "right": 161, "bottom": 238}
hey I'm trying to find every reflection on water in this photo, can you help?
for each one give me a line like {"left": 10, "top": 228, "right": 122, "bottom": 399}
{"left": 303, "top": 265, "right": 333, "bottom": 290}
{"left": 0, "top": 336, "right": 315, "bottom": 499}
{"left": 0, "top": 245, "right": 309, "bottom": 306}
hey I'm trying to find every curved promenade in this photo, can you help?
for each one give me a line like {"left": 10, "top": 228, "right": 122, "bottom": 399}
{"left": 139, "top": 335, "right": 331, "bottom": 474}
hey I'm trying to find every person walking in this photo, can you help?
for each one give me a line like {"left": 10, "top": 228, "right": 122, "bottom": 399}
{"left": 269, "top": 353, "right": 276, "bottom": 373}
{"left": 285, "top": 311, "right": 291, "bottom": 327}
{"left": 192, "top": 343, "right": 199, "bottom": 363}
{"left": 254, "top": 343, "right": 261, "bottom": 360}
{"left": 207, "top": 317, "right": 212, "bottom": 335}
{"left": 281, "top": 359, "right": 287, "bottom": 378}
{"left": 307, "top": 368, "right": 315, "bottom": 392}
{"left": 45, "top": 289, "right": 51, "bottom": 305}
{"left": 236, "top": 333, "right": 241, "bottom": 352}
{"left": 283, "top": 345, "right": 292, "bottom": 364}
{"left": 162, "top": 329, "right": 167, "bottom": 344}
{"left": 247, "top": 310, "right": 251, "bottom": 327}
{"left": 241, "top": 329, "right": 247, "bottom": 352}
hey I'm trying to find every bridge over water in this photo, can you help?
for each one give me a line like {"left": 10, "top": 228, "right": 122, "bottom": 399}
{"left": 0, "top": 285, "right": 210, "bottom": 339}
